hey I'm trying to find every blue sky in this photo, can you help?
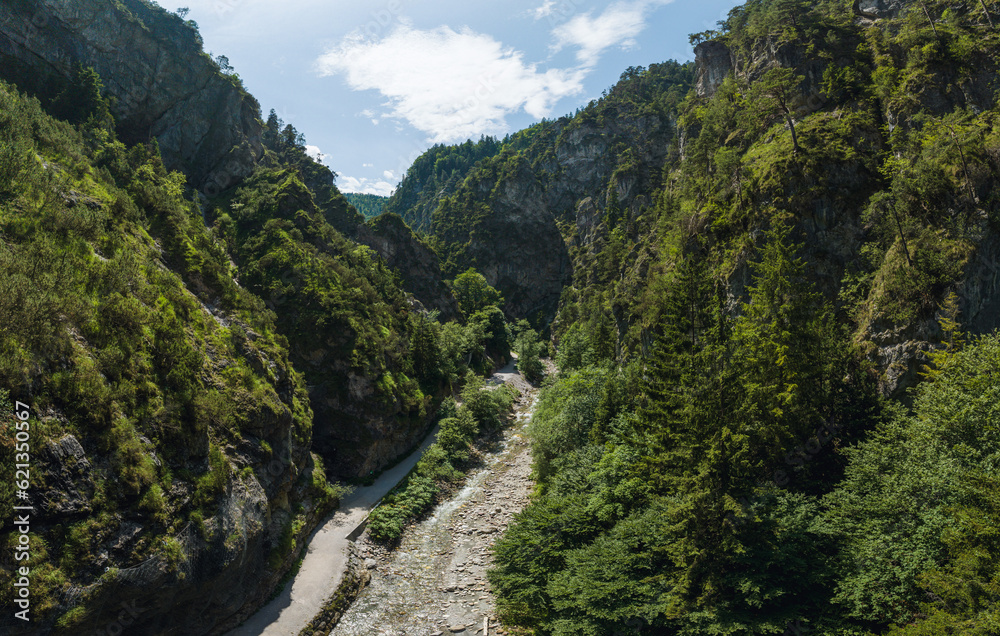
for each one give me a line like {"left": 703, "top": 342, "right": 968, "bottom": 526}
{"left": 174, "top": 0, "right": 743, "bottom": 195}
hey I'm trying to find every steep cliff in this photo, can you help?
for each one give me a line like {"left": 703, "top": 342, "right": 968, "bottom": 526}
{"left": 355, "top": 213, "right": 461, "bottom": 320}
{"left": 390, "top": 62, "right": 693, "bottom": 322}
{"left": 0, "top": 81, "right": 338, "bottom": 635}
{"left": 0, "top": 0, "right": 263, "bottom": 191}
{"left": 679, "top": 0, "right": 1000, "bottom": 397}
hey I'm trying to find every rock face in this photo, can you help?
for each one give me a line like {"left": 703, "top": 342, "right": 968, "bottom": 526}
{"left": 855, "top": 0, "right": 911, "bottom": 19}
{"left": 387, "top": 63, "right": 689, "bottom": 322}
{"left": 416, "top": 102, "right": 679, "bottom": 320}
{"left": 38, "top": 435, "right": 95, "bottom": 517}
{"left": 485, "top": 111, "right": 675, "bottom": 320}
{"left": 694, "top": 38, "right": 829, "bottom": 116}
{"left": 688, "top": 21, "right": 1000, "bottom": 399}
{"left": 694, "top": 41, "right": 734, "bottom": 98}
{"left": 18, "top": 311, "right": 329, "bottom": 636}
{"left": 355, "top": 213, "right": 461, "bottom": 320}
{"left": 0, "top": 0, "right": 263, "bottom": 190}
{"left": 439, "top": 156, "right": 574, "bottom": 320}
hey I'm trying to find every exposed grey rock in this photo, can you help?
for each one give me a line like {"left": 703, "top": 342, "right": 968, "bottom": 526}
{"left": 856, "top": 0, "right": 911, "bottom": 19}
{"left": 0, "top": 0, "right": 263, "bottom": 190}
{"left": 37, "top": 434, "right": 94, "bottom": 518}
{"left": 694, "top": 40, "right": 734, "bottom": 98}
{"left": 355, "top": 213, "right": 460, "bottom": 320}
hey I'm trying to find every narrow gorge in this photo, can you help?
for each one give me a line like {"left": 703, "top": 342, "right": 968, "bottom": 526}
{"left": 2, "top": 0, "right": 1000, "bottom": 634}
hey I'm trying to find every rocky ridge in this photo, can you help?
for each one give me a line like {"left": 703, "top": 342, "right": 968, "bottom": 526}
{"left": 0, "top": 0, "right": 263, "bottom": 190}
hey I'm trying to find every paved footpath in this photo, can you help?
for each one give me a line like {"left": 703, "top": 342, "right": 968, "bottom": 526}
{"left": 227, "top": 425, "right": 441, "bottom": 636}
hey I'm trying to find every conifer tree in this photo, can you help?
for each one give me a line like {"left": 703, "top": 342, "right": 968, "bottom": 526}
{"left": 639, "top": 253, "right": 742, "bottom": 607}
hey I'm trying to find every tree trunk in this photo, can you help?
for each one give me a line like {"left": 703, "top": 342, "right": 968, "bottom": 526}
{"left": 979, "top": 0, "right": 996, "bottom": 28}
{"left": 888, "top": 199, "right": 913, "bottom": 267}
{"left": 920, "top": 1, "right": 939, "bottom": 34}
{"left": 784, "top": 112, "right": 800, "bottom": 154}
{"left": 947, "top": 125, "right": 978, "bottom": 203}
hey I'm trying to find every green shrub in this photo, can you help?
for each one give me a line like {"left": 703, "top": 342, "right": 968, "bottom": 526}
{"left": 367, "top": 474, "right": 439, "bottom": 541}
{"left": 437, "top": 410, "right": 478, "bottom": 463}
{"left": 110, "top": 419, "right": 156, "bottom": 496}
{"left": 460, "top": 373, "right": 516, "bottom": 432}
{"left": 139, "top": 484, "right": 167, "bottom": 522}
{"left": 514, "top": 328, "right": 545, "bottom": 383}
{"left": 415, "top": 443, "right": 461, "bottom": 481}
{"left": 529, "top": 366, "right": 609, "bottom": 482}
{"left": 194, "top": 444, "right": 231, "bottom": 509}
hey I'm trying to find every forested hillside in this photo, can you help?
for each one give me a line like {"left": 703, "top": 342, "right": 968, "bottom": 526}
{"left": 0, "top": 1, "right": 514, "bottom": 633}
{"left": 465, "top": 0, "right": 1000, "bottom": 632}
{"left": 343, "top": 192, "right": 389, "bottom": 219}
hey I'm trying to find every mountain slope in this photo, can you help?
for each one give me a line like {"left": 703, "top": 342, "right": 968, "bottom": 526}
{"left": 479, "top": 0, "right": 1000, "bottom": 633}
{"left": 0, "top": 0, "right": 264, "bottom": 191}
{"left": 387, "top": 62, "right": 693, "bottom": 322}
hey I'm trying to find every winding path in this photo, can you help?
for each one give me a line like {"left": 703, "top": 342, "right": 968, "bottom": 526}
{"left": 227, "top": 428, "right": 441, "bottom": 635}
{"left": 227, "top": 359, "right": 522, "bottom": 636}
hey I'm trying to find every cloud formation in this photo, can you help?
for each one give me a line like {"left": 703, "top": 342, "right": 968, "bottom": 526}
{"left": 316, "top": 1, "right": 673, "bottom": 143}
{"left": 552, "top": 0, "right": 673, "bottom": 67}
{"left": 304, "top": 145, "right": 325, "bottom": 162}
{"left": 534, "top": 0, "right": 557, "bottom": 18}
{"left": 338, "top": 175, "right": 396, "bottom": 197}
{"left": 316, "top": 24, "right": 584, "bottom": 143}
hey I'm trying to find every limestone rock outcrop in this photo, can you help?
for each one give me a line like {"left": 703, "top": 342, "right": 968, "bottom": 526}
{"left": 0, "top": 0, "right": 264, "bottom": 190}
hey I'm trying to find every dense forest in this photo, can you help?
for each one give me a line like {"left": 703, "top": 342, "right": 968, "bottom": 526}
{"left": 343, "top": 192, "right": 389, "bottom": 219}
{"left": 0, "top": 1, "right": 526, "bottom": 632}
{"left": 462, "top": 0, "right": 999, "bottom": 633}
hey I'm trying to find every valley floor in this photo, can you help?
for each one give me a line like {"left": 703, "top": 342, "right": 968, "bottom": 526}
{"left": 228, "top": 360, "right": 539, "bottom": 636}
{"left": 330, "top": 364, "right": 540, "bottom": 636}
{"left": 227, "top": 421, "right": 443, "bottom": 635}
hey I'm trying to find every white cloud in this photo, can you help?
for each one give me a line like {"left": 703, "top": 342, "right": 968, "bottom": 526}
{"left": 534, "top": 0, "right": 556, "bottom": 18}
{"left": 339, "top": 175, "right": 396, "bottom": 197}
{"left": 383, "top": 170, "right": 396, "bottom": 180}
{"left": 363, "top": 162, "right": 374, "bottom": 167}
{"left": 552, "top": 0, "right": 672, "bottom": 67}
{"left": 316, "top": 24, "right": 585, "bottom": 143}
{"left": 304, "top": 144, "right": 325, "bottom": 161}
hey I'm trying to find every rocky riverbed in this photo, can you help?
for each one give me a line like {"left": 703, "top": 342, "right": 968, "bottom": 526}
{"left": 331, "top": 378, "right": 538, "bottom": 636}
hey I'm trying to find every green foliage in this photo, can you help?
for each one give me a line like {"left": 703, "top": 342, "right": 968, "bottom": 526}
{"left": 216, "top": 167, "right": 435, "bottom": 424}
{"left": 529, "top": 366, "right": 610, "bottom": 483}
{"left": 367, "top": 473, "right": 439, "bottom": 542}
{"left": 468, "top": 305, "right": 510, "bottom": 370}
{"left": 459, "top": 373, "right": 516, "bottom": 433}
{"left": 342, "top": 192, "right": 389, "bottom": 219}
{"left": 384, "top": 135, "right": 503, "bottom": 231}
{"left": 367, "top": 377, "right": 516, "bottom": 542}
{"left": 496, "top": 228, "right": 881, "bottom": 634}
{"left": 194, "top": 444, "right": 231, "bottom": 509}
{"left": 513, "top": 326, "right": 545, "bottom": 383}
{"left": 888, "top": 472, "right": 1000, "bottom": 635}
{"left": 0, "top": 77, "right": 319, "bottom": 626}
{"left": 49, "top": 64, "right": 114, "bottom": 131}
{"left": 825, "top": 332, "right": 1000, "bottom": 629}
{"left": 554, "top": 322, "right": 596, "bottom": 373}
{"left": 437, "top": 410, "right": 478, "bottom": 462}
{"left": 452, "top": 268, "right": 504, "bottom": 317}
